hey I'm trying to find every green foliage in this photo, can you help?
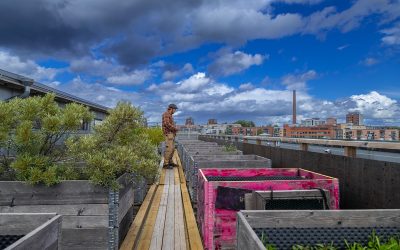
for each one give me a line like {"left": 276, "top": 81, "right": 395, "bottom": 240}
{"left": 224, "top": 143, "right": 237, "bottom": 152}
{"left": 0, "top": 94, "right": 93, "bottom": 185}
{"left": 234, "top": 120, "right": 255, "bottom": 127}
{"left": 67, "top": 102, "right": 159, "bottom": 189}
{"left": 142, "top": 127, "right": 164, "bottom": 146}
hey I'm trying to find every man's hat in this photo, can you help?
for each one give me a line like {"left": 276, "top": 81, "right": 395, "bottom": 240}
{"left": 168, "top": 103, "right": 178, "bottom": 109}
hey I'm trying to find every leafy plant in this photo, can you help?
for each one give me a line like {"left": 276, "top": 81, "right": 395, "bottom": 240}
{"left": 67, "top": 102, "right": 159, "bottom": 189}
{"left": 224, "top": 143, "right": 237, "bottom": 152}
{"left": 261, "top": 233, "right": 277, "bottom": 250}
{"left": 0, "top": 94, "right": 93, "bottom": 185}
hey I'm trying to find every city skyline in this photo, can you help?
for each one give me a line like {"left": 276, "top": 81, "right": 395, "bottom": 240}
{"left": 0, "top": 0, "right": 399, "bottom": 125}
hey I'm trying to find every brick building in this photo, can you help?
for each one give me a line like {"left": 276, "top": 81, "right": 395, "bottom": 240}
{"left": 346, "top": 112, "right": 364, "bottom": 125}
{"left": 283, "top": 124, "right": 336, "bottom": 139}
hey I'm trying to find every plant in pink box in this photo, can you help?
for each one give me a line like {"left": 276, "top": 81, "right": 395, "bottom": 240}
{"left": 196, "top": 168, "right": 340, "bottom": 250}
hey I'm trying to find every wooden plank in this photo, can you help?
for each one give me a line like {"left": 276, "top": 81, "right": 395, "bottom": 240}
{"left": 120, "top": 184, "right": 157, "bottom": 250}
{"left": 0, "top": 181, "right": 108, "bottom": 206}
{"left": 0, "top": 203, "right": 108, "bottom": 215}
{"left": 118, "top": 186, "right": 135, "bottom": 224}
{"left": 150, "top": 174, "right": 169, "bottom": 250}
{"left": 175, "top": 154, "right": 204, "bottom": 250}
{"left": 61, "top": 215, "right": 108, "bottom": 228}
{"left": 162, "top": 170, "right": 175, "bottom": 250}
{"left": 135, "top": 183, "right": 164, "bottom": 250}
{"left": 0, "top": 213, "right": 57, "bottom": 235}
{"left": 60, "top": 228, "right": 108, "bottom": 250}
{"left": 174, "top": 185, "right": 186, "bottom": 250}
{"left": 236, "top": 213, "right": 265, "bottom": 250}
{"left": 159, "top": 168, "right": 166, "bottom": 185}
{"left": 6, "top": 215, "right": 61, "bottom": 250}
{"left": 241, "top": 210, "right": 400, "bottom": 228}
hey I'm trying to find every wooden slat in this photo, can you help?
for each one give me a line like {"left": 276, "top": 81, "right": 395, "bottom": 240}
{"left": 162, "top": 170, "right": 175, "bottom": 250}
{"left": 7, "top": 215, "right": 61, "bottom": 250}
{"left": 150, "top": 173, "right": 170, "bottom": 250}
{"left": 0, "top": 213, "right": 58, "bottom": 235}
{"left": 174, "top": 184, "right": 186, "bottom": 250}
{"left": 0, "top": 203, "right": 109, "bottom": 215}
{"left": 120, "top": 184, "right": 157, "bottom": 250}
{"left": 159, "top": 168, "right": 166, "bottom": 185}
{"left": 135, "top": 184, "right": 164, "bottom": 250}
{"left": 174, "top": 152, "right": 204, "bottom": 250}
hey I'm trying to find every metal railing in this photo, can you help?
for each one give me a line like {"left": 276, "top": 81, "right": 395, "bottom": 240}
{"left": 202, "top": 134, "right": 400, "bottom": 157}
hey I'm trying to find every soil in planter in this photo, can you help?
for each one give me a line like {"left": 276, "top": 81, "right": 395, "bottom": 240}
{"left": 0, "top": 235, "right": 24, "bottom": 249}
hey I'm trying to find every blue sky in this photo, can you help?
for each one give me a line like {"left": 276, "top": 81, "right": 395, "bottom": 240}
{"left": 0, "top": 0, "right": 399, "bottom": 125}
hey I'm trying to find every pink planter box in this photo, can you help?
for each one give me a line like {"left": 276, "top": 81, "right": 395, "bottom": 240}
{"left": 197, "top": 168, "right": 340, "bottom": 250}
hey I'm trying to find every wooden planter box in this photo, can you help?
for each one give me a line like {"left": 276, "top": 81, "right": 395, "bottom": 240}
{"left": 0, "top": 174, "right": 134, "bottom": 249}
{"left": 237, "top": 210, "right": 400, "bottom": 250}
{"left": 197, "top": 168, "right": 339, "bottom": 250}
{"left": 185, "top": 155, "right": 272, "bottom": 202}
{"left": 0, "top": 213, "right": 61, "bottom": 250}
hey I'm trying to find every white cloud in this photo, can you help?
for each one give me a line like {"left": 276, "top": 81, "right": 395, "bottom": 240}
{"left": 0, "top": 50, "right": 60, "bottom": 81}
{"left": 337, "top": 44, "right": 350, "bottom": 50}
{"left": 106, "top": 69, "right": 151, "bottom": 85}
{"left": 381, "top": 22, "right": 400, "bottom": 45}
{"left": 162, "top": 63, "right": 194, "bottom": 80}
{"left": 239, "top": 83, "right": 255, "bottom": 91}
{"left": 303, "top": 1, "right": 400, "bottom": 35}
{"left": 282, "top": 70, "right": 317, "bottom": 90}
{"left": 349, "top": 91, "right": 398, "bottom": 119}
{"left": 361, "top": 57, "right": 379, "bottom": 66}
{"left": 208, "top": 49, "right": 266, "bottom": 76}
{"left": 55, "top": 76, "right": 143, "bottom": 108}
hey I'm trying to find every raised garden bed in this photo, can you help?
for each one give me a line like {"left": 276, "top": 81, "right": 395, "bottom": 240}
{"left": 236, "top": 210, "right": 400, "bottom": 250}
{"left": 185, "top": 155, "right": 272, "bottom": 202}
{"left": 197, "top": 168, "right": 339, "bottom": 250}
{"left": 0, "top": 174, "right": 134, "bottom": 249}
{"left": 0, "top": 213, "right": 61, "bottom": 250}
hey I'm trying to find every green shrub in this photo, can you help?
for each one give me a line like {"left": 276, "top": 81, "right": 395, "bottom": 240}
{"left": 0, "top": 94, "right": 93, "bottom": 185}
{"left": 67, "top": 102, "right": 159, "bottom": 189}
{"left": 143, "top": 127, "right": 164, "bottom": 146}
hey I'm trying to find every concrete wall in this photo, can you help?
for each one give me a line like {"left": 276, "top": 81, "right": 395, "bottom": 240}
{"left": 199, "top": 136, "right": 400, "bottom": 209}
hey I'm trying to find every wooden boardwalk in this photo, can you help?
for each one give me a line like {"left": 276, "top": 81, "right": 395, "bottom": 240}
{"left": 120, "top": 151, "right": 203, "bottom": 250}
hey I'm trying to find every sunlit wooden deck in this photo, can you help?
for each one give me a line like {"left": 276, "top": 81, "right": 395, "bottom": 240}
{"left": 120, "top": 151, "right": 203, "bottom": 250}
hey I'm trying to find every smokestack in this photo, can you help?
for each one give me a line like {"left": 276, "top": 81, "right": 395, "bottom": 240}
{"left": 292, "top": 90, "right": 296, "bottom": 125}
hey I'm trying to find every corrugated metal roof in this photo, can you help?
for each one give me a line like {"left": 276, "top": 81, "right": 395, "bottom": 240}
{"left": 0, "top": 68, "right": 109, "bottom": 113}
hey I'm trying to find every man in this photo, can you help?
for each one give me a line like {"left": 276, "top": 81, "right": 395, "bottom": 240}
{"left": 162, "top": 104, "right": 178, "bottom": 168}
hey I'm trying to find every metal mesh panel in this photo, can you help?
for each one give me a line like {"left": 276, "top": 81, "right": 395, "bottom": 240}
{"left": 265, "top": 198, "right": 325, "bottom": 210}
{"left": 254, "top": 227, "right": 400, "bottom": 249}
{"left": 0, "top": 235, "right": 24, "bottom": 249}
{"left": 206, "top": 175, "right": 306, "bottom": 181}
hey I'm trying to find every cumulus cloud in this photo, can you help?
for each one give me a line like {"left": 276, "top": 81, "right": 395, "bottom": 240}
{"left": 208, "top": 49, "right": 266, "bottom": 76}
{"left": 142, "top": 72, "right": 400, "bottom": 125}
{"left": 349, "top": 91, "right": 398, "bottom": 119}
{"left": 282, "top": 70, "right": 317, "bottom": 90}
{"left": 0, "top": 50, "right": 60, "bottom": 81}
{"left": 52, "top": 76, "right": 143, "bottom": 108}
{"left": 1, "top": 0, "right": 399, "bottom": 68}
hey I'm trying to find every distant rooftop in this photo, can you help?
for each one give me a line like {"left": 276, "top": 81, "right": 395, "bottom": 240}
{"left": 0, "top": 68, "right": 109, "bottom": 113}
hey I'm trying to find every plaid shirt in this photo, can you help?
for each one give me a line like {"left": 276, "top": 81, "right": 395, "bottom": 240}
{"left": 162, "top": 111, "right": 177, "bottom": 135}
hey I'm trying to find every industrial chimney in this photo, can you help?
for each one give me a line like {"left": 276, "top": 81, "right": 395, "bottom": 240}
{"left": 292, "top": 90, "right": 296, "bottom": 125}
